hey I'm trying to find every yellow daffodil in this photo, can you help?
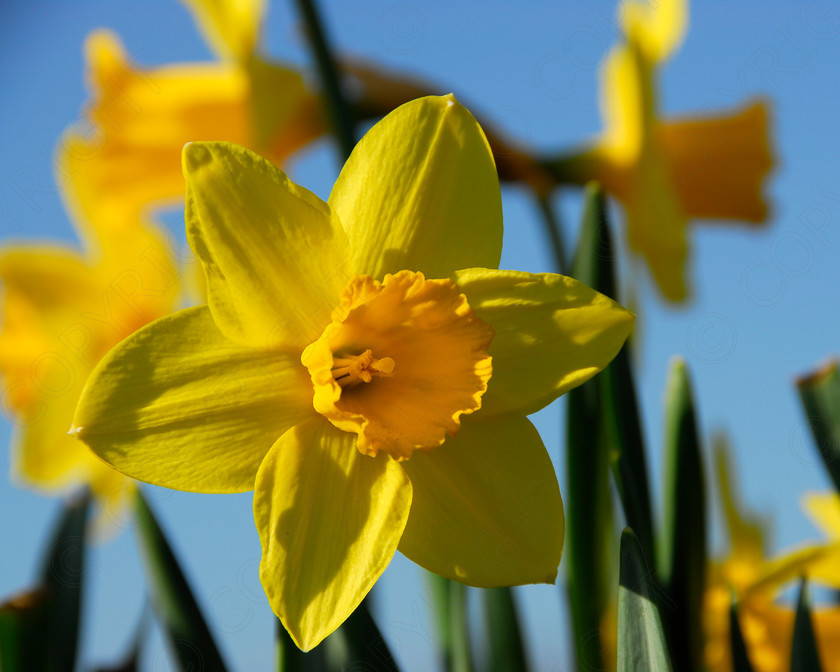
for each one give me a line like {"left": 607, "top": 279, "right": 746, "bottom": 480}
{"left": 61, "top": 0, "right": 322, "bottom": 220}
{"left": 550, "top": 0, "right": 773, "bottom": 301}
{"left": 71, "top": 95, "right": 634, "bottom": 649}
{"left": 703, "top": 444, "right": 840, "bottom": 670}
{"left": 0, "top": 158, "right": 179, "bottom": 518}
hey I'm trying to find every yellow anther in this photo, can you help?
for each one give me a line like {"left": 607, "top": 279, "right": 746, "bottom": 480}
{"left": 332, "top": 350, "right": 395, "bottom": 388}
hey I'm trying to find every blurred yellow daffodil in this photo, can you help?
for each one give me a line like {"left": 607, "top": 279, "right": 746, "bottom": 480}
{"left": 71, "top": 95, "right": 634, "bottom": 649}
{"left": 703, "top": 443, "right": 840, "bottom": 671}
{"left": 549, "top": 0, "right": 773, "bottom": 301}
{"left": 0, "top": 158, "right": 179, "bottom": 519}
{"left": 60, "top": 0, "right": 323, "bottom": 220}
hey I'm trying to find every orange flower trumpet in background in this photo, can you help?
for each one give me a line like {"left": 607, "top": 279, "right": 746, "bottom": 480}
{"left": 546, "top": 0, "right": 773, "bottom": 302}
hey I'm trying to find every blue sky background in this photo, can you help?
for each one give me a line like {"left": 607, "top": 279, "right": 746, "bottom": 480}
{"left": 3, "top": 0, "right": 840, "bottom": 670}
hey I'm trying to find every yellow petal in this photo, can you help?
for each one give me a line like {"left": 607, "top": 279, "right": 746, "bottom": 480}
{"left": 621, "top": 0, "right": 687, "bottom": 63}
{"left": 451, "top": 268, "right": 634, "bottom": 418}
{"left": 247, "top": 56, "right": 325, "bottom": 156}
{"left": 183, "top": 141, "right": 351, "bottom": 349}
{"left": 399, "top": 416, "right": 563, "bottom": 587}
{"left": 600, "top": 45, "right": 650, "bottom": 164}
{"left": 13, "top": 365, "right": 92, "bottom": 489}
{"left": 803, "top": 492, "right": 840, "bottom": 539}
{"left": 713, "top": 436, "right": 767, "bottom": 570}
{"left": 623, "top": 149, "right": 689, "bottom": 302}
{"left": 329, "top": 95, "right": 503, "bottom": 280}
{"left": 179, "top": 0, "right": 265, "bottom": 60}
{"left": 254, "top": 417, "right": 411, "bottom": 650}
{"left": 63, "top": 31, "right": 249, "bottom": 217}
{"left": 661, "top": 101, "right": 773, "bottom": 223}
{"left": 0, "top": 246, "right": 98, "bottom": 315}
{"left": 73, "top": 306, "right": 313, "bottom": 493}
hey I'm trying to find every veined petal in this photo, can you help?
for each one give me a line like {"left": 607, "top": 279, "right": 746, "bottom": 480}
{"left": 398, "top": 416, "right": 563, "bottom": 587}
{"left": 72, "top": 306, "right": 313, "bottom": 493}
{"left": 452, "top": 268, "right": 634, "bottom": 418}
{"left": 329, "top": 95, "right": 503, "bottom": 280}
{"left": 803, "top": 492, "right": 840, "bottom": 539}
{"left": 183, "top": 141, "right": 351, "bottom": 349}
{"left": 661, "top": 101, "right": 773, "bottom": 223}
{"left": 621, "top": 0, "right": 687, "bottom": 63}
{"left": 254, "top": 417, "right": 411, "bottom": 650}
{"left": 179, "top": 0, "right": 265, "bottom": 60}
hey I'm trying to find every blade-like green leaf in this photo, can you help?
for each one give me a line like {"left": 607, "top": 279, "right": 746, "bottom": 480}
{"left": 0, "top": 588, "right": 50, "bottom": 672}
{"left": 43, "top": 492, "right": 91, "bottom": 672}
{"left": 564, "top": 182, "right": 618, "bottom": 672}
{"left": 797, "top": 360, "right": 840, "bottom": 494}
{"left": 482, "top": 588, "right": 528, "bottom": 672}
{"left": 578, "top": 183, "right": 656, "bottom": 566}
{"left": 323, "top": 598, "right": 400, "bottom": 671}
{"left": 659, "top": 358, "right": 707, "bottom": 672}
{"left": 729, "top": 598, "right": 756, "bottom": 672}
{"left": 276, "top": 617, "right": 327, "bottom": 672}
{"left": 791, "top": 577, "right": 824, "bottom": 672}
{"left": 618, "top": 528, "right": 673, "bottom": 672}
{"left": 427, "top": 573, "right": 472, "bottom": 672}
{"left": 133, "top": 489, "right": 228, "bottom": 672}
{"left": 0, "top": 493, "right": 91, "bottom": 672}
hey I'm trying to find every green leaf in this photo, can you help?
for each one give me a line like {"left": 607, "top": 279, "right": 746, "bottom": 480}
{"left": 578, "top": 183, "right": 656, "bottom": 567}
{"left": 617, "top": 528, "right": 673, "bottom": 672}
{"left": 42, "top": 492, "right": 90, "bottom": 672}
{"left": 323, "top": 598, "right": 400, "bottom": 671}
{"left": 427, "top": 573, "right": 473, "bottom": 672}
{"left": 791, "top": 577, "right": 824, "bottom": 672}
{"left": 0, "top": 588, "right": 50, "bottom": 672}
{"left": 797, "top": 360, "right": 840, "bottom": 494}
{"left": 482, "top": 588, "right": 528, "bottom": 672}
{"left": 0, "top": 493, "right": 91, "bottom": 672}
{"left": 276, "top": 617, "right": 327, "bottom": 672}
{"left": 659, "top": 358, "right": 707, "bottom": 672}
{"left": 132, "top": 489, "right": 229, "bottom": 672}
{"left": 728, "top": 598, "right": 756, "bottom": 672}
{"left": 564, "top": 182, "right": 619, "bottom": 672}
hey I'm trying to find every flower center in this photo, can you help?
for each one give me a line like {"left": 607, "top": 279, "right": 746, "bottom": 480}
{"left": 331, "top": 350, "right": 395, "bottom": 388}
{"left": 301, "top": 270, "right": 493, "bottom": 461}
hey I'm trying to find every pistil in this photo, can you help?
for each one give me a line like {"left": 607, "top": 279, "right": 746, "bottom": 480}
{"left": 332, "top": 349, "right": 395, "bottom": 388}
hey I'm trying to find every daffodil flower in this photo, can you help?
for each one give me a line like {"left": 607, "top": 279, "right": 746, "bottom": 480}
{"left": 549, "top": 0, "right": 773, "bottom": 301}
{"left": 72, "top": 95, "right": 634, "bottom": 649}
{"left": 703, "top": 443, "right": 840, "bottom": 670}
{"left": 0, "top": 171, "right": 179, "bottom": 517}
{"left": 60, "top": 0, "right": 323, "bottom": 220}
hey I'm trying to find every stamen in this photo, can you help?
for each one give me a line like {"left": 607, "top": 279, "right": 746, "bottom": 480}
{"left": 332, "top": 349, "right": 395, "bottom": 388}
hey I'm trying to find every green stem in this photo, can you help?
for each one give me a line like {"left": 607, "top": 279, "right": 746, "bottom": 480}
{"left": 292, "top": 0, "right": 356, "bottom": 162}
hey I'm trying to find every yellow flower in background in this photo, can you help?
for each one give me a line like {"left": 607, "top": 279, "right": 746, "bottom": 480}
{"left": 703, "top": 443, "right": 840, "bottom": 671}
{"left": 71, "top": 95, "right": 634, "bottom": 649}
{"left": 60, "top": 0, "right": 323, "bottom": 221}
{"left": 552, "top": 0, "right": 773, "bottom": 302}
{"left": 0, "top": 159, "right": 179, "bottom": 518}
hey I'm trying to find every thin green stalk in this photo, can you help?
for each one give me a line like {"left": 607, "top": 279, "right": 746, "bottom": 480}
{"left": 292, "top": 0, "right": 356, "bottom": 162}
